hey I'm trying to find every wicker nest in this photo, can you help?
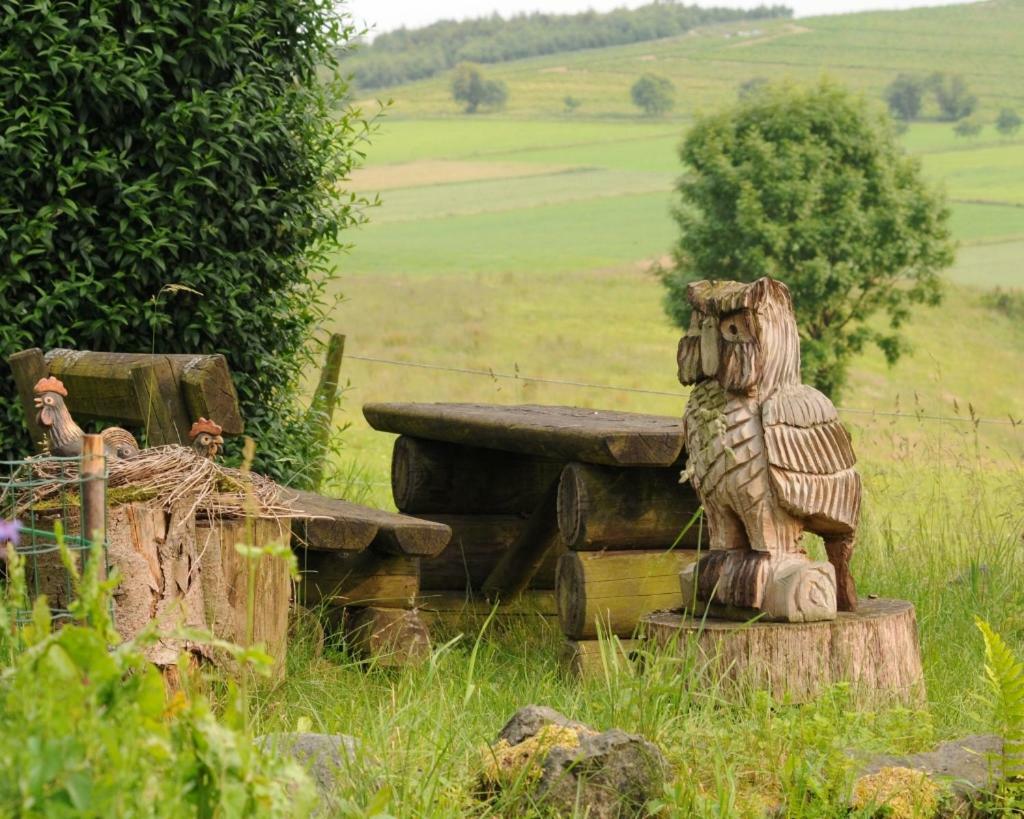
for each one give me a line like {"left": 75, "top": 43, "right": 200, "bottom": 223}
{"left": 18, "top": 445, "right": 304, "bottom": 521}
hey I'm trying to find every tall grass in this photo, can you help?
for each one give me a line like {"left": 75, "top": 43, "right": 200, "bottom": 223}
{"left": 252, "top": 417, "right": 1024, "bottom": 816}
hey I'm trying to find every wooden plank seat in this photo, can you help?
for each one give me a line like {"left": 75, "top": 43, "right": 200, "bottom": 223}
{"left": 290, "top": 489, "right": 451, "bottom": 558}
{"left": 363, "top": 402, "right": 686, "bottom": 467}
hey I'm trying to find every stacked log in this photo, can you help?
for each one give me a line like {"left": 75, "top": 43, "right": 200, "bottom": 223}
{"left": 290, "top": 488, "right": 450, "bottom": 666}
{"left": 364, "top": 403, "right": 705, "bottom": 675}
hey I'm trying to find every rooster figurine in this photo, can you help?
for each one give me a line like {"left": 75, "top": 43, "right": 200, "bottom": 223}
{"left": 34, "top": 376, "right": 139, "bottom": 460}
{"left": 189, "top": 417, "right": 224, "bottom": 460}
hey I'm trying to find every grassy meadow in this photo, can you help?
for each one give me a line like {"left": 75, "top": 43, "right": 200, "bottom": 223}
{"left": 266, "top": 2, "right": 1024, "bottom": 815}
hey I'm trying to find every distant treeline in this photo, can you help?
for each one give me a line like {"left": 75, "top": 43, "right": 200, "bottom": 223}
{"left": 343, "top": 3, "right": 792, "bottom": 90}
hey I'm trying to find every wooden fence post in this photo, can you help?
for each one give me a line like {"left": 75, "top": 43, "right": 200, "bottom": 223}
{"left": 6, "top": 348, "right": 48, "bottom": 451}
{"left": 308, "top": 333, "right": 346, "bottom": 490}
{"left": 81, "top": 434, "right": 106, "bottom": 576}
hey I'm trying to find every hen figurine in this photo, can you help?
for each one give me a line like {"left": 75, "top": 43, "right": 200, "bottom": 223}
{"left": 189, "top": 417, "right": 224, "bottom": 460}
{"left": 34, "top": 376, "right": 140, "bottom": 460}
{"left": 677, "top": 278, "right": 861, "bottom": 622}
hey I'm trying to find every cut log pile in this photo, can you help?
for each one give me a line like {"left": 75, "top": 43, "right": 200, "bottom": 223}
{"left": 364, "top": 402, "right": 704, "bottom": 669}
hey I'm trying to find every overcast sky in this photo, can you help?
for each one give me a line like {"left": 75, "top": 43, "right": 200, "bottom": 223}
{"left": 347, "top": 0, "right": 982, "bottom": 35}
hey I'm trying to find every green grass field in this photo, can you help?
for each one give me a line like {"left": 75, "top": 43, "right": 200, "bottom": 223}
{"left": 287, "top": 3, "right": 1024, "bottom": 814}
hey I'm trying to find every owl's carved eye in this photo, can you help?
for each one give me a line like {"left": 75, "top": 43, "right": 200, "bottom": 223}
{"left": 719, "top": 311, "right": 753, "bottom": 343}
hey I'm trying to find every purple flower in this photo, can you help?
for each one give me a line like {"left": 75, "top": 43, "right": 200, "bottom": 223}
{"left": 0, "top": 519, "right": 21, "bottom": 547}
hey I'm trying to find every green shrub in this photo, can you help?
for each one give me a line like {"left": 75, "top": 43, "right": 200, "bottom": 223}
{"left": 976, "top": 619, "right": 1024, "bottom": 783}
{"left": 0, "top": 0, "right": 370, "bottom": 484}
{"left": 996, "top": 108, "right": 1022, "bottom": 137}
{"left": 0, "top": 532, "right": 314, "bottom": 817}
{"left": 983, "top": 288, "right": 1024, "bottom": 322}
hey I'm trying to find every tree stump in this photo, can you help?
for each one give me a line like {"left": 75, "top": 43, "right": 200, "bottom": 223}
{"left": 195, "top": 516, "right": 292, "bottom": 675}
{"left": 640, "top": 598, "right": 924, "bottom": 704}
{"left": 32, "top": 502, "right": 290, "bottom": 682}
{"left": 106, "top": 501, "right": 208, "bottom": 673}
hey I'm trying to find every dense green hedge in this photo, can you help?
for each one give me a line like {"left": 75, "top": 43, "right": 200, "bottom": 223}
{"left": 0, "top": 1, "right": 368, "bottom": 481}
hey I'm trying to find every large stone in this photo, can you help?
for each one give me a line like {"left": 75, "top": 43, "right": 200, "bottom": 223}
{"left": 480, "top": 705, "right": 668, "bottom": 818}
{"left": 854, "top": 734, "right": 1003, "bottom": 816}
{"left": 258, "top": 732, "right": 373, "bottom": 810}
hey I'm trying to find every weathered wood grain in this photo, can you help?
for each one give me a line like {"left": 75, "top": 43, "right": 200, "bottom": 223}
{"left": 40, "top": 349, "right": 243, "bottom": 441}
{"left": 417, "top": 514, "right": 524, "bottom": 591}
{"left": 556, "top": 549, "right": 699, "bottom": 639}
{"left": 307, "top": 333, "right": 346, "bottom": 490}
{"left": 174, "top": 354, "right": 244, "bottom": 435}
{"left": 557, "top": 462, "right": 702, "bottom": 550}
{"left": 196, "top": 516, "right": 291, "bottom": 676}
{"left": 641, "top": 598, "right": 924, "bottom": 704}
{"left": 481, "top": 484, "right": 565, "bottom": 597}
{"left": 364, "top": 403, "right": 685, "bottom": 467}
{"left": 290, "top": 490, "right": 380, "bottom": 553}
{"left": 391, "top": 435, "right": 564, "bottom": 514}
{"left": 416, "top": 590, "right": 557, "bottom": 631}
{"left": 6, "top": 347, "right": 48, "bottom": 450}
{"left": 297, "top": 550, "right": 419, "bottom": 609}
{"left": 559, "top": 638, "right": 640, "bottom": 678}
{"left": 291, "top": 490, "right": 451, "bottom": 557}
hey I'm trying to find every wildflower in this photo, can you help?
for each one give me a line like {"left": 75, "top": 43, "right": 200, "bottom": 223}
{"left": 0, "top": 518, "right": 22, "bottom": 547}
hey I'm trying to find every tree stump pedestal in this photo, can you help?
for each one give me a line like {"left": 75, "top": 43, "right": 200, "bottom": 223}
{"left": 640, "top": 598, "right": 924, "bottom": 704}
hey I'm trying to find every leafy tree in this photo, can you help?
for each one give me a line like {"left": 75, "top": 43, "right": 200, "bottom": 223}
{"left": 0, "top": 0, "right": 368, "bottom": 482}
{"left": 451, "top": 63, "right": 508, "bottom": 113}
{"left": 930, "top": 73, "right": 977, "bottom": 121}
{"left": 631, "top": 74, "right": 676, "bottom": 116}
{"left": 564, "top": 95, "right": 583, "bottom": 113}
{"left": 884, "top": 73, "right": 925, "bottom": 120}
{"left": 659, "top": 81, "right": 954, "bottom": 398}
{"left": 954, "top": 118, "right": 983, "bottom": 138}
{"left": 996, "top": 108, "right": 1022, "bottom": 137}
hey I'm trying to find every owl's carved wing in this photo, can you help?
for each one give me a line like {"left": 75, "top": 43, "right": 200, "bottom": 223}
{"left": 761, "top": 385, "right": 860, "bottom": 534}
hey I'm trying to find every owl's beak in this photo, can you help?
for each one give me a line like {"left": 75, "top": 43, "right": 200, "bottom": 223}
{"left": 700, "top": 316, "right": 719, "bottom": 377}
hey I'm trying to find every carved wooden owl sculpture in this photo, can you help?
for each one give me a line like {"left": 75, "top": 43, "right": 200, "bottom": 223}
{"left": 677, "top": 278, "right": 860, "bottom": 622}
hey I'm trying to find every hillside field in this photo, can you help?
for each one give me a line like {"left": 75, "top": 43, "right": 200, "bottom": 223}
{"left": 259, "top": 4, "right": 1024, "bottom": 815}
{"left": 325, "top": 1, "right": 1024, "bottom": 507}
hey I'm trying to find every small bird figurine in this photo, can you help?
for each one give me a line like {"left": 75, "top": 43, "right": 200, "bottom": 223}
{"left": 189, "top": 417, "right": 224, "bottom": 459}
{"left": 34, "top": 376, "right": 140, "bottom": 460}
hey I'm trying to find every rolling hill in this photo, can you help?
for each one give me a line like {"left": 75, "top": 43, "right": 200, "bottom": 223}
{"left": 326, "top": 0, "right": 1024, "bottom": 505}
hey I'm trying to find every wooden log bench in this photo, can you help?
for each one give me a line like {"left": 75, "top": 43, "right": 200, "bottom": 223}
{"left": 364, "top": 402, "right": 704, "bottom": 669}
{"left": 5, "top": 348, "right": 451, "bottom": 669}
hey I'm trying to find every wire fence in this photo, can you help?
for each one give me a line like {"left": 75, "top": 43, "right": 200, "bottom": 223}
{"left": 346, "top": 352, "right": 1022, "bottom": 428}
{"left": 0, "top": 454, "right": 108, "bottom": 623}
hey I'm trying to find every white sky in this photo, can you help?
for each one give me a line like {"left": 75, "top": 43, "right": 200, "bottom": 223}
{"left": 346, "top": 0, "right": 983, "bottom": 35}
